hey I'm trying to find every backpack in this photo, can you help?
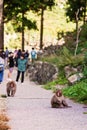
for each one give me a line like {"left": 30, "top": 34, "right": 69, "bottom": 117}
{"left": 31, "top": 50, "right": 36, "bottom": 59}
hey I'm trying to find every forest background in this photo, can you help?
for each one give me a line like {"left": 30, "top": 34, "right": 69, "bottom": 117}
{"left": 3, "top": 0, "right": 75, "bottom": 50}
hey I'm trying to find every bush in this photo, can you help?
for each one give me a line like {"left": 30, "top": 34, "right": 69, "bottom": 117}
{"left": 43, "top": 80, "right": 58, "bottom": 91}
{"left": 80, "top": 24, "right": 87, "bottom": 41}
{"left": 40, "top": 46, "right": 84, "bottom": 68}
{"left": 63, "top": 79, "right": 87, "bottom": 104}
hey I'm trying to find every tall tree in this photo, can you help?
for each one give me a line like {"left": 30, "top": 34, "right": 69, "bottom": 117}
{"left": 4, "top": 0, "right": 55, "bottom": 50}
{"left": 65, "top": 0, "right": 86, "bottom": 26}
{"left": 4, "top": 0, "right": 37, "bottom": 51}
{"left": 39, "top": 0, "right": 55, "bottom": 49}
{"left": 65, "top": 0, "right": 87, "bottom": 55}
{"left": 0, "top": 0, "right": 4, "bottom": 51}
{"left": 36, "top": 0, "right": 55, "bottom": 49}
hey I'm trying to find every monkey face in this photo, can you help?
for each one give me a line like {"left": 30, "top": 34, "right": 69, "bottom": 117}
{"left": 10, "top": 82, "right": 14, "bottom": 88}
{"left": 56, "top": 90, "right": 62, "bottom": 97}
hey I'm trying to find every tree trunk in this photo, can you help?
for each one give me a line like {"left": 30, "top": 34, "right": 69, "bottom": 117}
{"left": 74, "top": 9, "right": 81, "bottom": 56}
{"left": 22, "top": 11, "right": 24, "bottom": 51}
{"left": 0, "top": 0, "right": 4, "bottom": 51}
{"left": 40, "top": 8, "right": 44, "bottom": 50}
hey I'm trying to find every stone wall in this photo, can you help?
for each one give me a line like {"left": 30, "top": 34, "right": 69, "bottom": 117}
{"left": 28, "top": 61, "right": 58, "bottom": 84}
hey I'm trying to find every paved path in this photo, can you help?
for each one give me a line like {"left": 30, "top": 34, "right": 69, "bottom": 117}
{"left": 0, "top": 69, "right": 87, "bottom": 130}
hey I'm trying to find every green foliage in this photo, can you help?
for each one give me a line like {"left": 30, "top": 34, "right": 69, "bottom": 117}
{"left": 83, "top": 64, "right": 87, "bottom": 77}
{"left": 65, "top": 0, "right": 86, "bottom": 22}
{"left": 43, "top": 80, "right": 57, "bottom": 90}
{"left": 84, "top": 51, "right": 87, "bottom": 63}
{"left": 82, "top": 51, "right": 87, "bottom": 77}
{"left": 63, "top": 79, "right": 87, "bottom": 103}
{"left": 43, "top": 73, "right": 68, "bottom": 90}
{"left": 4, "top": 0, "right": 76, "bottom": 50}
{"left": 83, "top": 112, "right": 87, "bottom": 114}
{"left": 57, "top": 46, "right": 84, "bottom": 67}
{"left": 58, "top": 77, "right": 67, "bottom": 84}
{"left": 80, "top": 24, "right": 87, "bottom": 41}
{"left": 40, "top": 55, "right": 59, "bottom": 66}
{"left": 7, "top": 38, "right": 21, "bottom": 49}
{"left": 41, "top": 46, "right": 84, "bottom": 68}
{"left": 71, "top": 54, "right": 84, "bottom": 66}
{"left": 57, "top": 68, "right": 68, "bottom": 85}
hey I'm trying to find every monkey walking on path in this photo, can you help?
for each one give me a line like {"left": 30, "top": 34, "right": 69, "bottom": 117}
{"left": 6, "top": 80, "right": 17, "bottom": 97}
{"left": 51, "top": 89, "right": 72, "bottom": 108}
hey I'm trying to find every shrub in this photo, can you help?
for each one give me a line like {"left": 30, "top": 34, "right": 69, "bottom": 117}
{"left": 63, "top": 79, "right": 87, "bottom": 103}
{"left": 80, "top": 24, "right": 87, "bottom": 41}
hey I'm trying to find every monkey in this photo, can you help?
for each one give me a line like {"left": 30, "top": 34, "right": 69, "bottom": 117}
{"left": 6, "top": 81, "right": 16, "bottom": 97}
{"left": 51, "top": 89, "right": 71, "bottom": 108}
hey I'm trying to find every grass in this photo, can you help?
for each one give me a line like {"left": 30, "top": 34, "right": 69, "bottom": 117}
{"left": 43, "top": 75, "right": 68, "bottom": 92}
{"left": 83, "top": 112, "right": 87, "bottom": 114}
{"left": 62, "top": 79, "right": 87, "bottom": 104}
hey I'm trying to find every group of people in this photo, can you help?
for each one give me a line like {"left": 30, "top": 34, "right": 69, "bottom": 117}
{"left": 0, "top": 47, "right": 37, "bottom": 84}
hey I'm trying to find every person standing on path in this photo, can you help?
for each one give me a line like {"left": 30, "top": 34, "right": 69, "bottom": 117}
{"left": 7, "top": 52, "right": 15, "bottom": 79}
{"left": 30, "top": 47, "right": 37, "bottom": 64}
{"left": 15, "top": 49, "right": 22, "bottom": 67}
{"left": 0, "top": 52, "right": 4, "bottom": 83}
{"left": 4, "top": 47, "right": 9, "bottom": 69}
{"left": 16, "top": 54, "right": 27, "bottom": 84}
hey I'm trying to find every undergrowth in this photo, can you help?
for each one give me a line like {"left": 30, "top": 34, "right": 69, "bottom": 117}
{"left": 43, "top": 74, "right": 68, "bottom": 91}
{"left": 62, "top": 79, "right": 87, "bottom": 104}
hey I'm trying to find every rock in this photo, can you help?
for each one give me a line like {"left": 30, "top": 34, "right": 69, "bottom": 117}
{"left": 64, "top": 66, "right": 77, "bottom": 78}
{"left": 28, "top": 61, "right": 58, "bottom": 84}
{"left": 37, "top": 45, "right": 61, "bottom": 58}
{"left": 68, "top": 73, "right": 83, "bottom": 84}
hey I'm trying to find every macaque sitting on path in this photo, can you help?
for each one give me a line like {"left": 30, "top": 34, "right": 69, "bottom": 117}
{"left": 51, "top": 89, "right": 71, "bottom": 108}
{"left": 6, "top": 81, "right": 16, "bottom": 97}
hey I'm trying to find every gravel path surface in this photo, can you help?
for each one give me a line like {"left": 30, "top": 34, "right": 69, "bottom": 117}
{"left": 0, "top": 69, "right": 87, "bottom": 130}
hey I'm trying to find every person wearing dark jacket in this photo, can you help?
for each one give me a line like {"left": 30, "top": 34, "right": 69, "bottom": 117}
{"left": 16, "top": 54, "right": 27, "bottom": 84}
{"left": 8, "top": 52, "right": 14, "bottom": 78}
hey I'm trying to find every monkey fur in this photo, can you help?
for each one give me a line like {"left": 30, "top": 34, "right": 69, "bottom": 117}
{"left": 51, "top": 89, "right": 71, "bottom": 108}
{"left": 6, "top": 81, "right": 16, "bottom": 97}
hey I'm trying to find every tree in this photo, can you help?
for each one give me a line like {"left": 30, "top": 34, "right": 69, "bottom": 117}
{"left": 4, "top": 0, "right": 55, "bottom": 50}
{"left": 66, "top": 0, "right": 87, "bottom": 25}
{"left": 0, "top": 0, "right": 4, "bottom": 51}
{"left": 39, "top": 0, "right": 55, "bottom": 49}
{"left": 36, "top": 0, "right": 55, "bottom": 49}
{"left": 4, "top": 0, "right": 37, "bottom": 51}
{"left": 65, "top": 0, "right": 87, "bottom": 55}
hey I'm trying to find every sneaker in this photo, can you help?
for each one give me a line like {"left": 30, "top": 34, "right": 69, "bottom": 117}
{"left": 16, "top": 81, "right": 18, "bottom": 84}
{"left": 21, "top": 82, "right": 24, "bottom": 85}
